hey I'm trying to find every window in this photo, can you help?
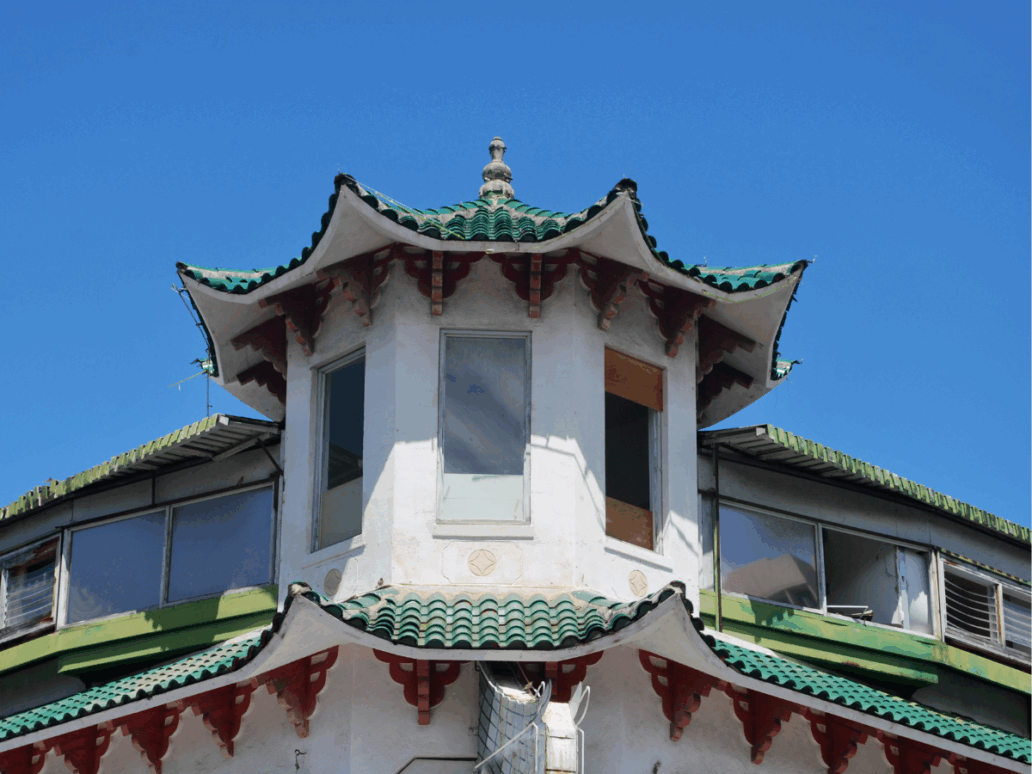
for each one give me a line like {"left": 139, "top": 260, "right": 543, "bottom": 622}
{"left": 1, "top": 538, "right": 59, "bottom": 641}
{"left": 316, "top": 352, "right": 365, "bottom": 550}
{"left": 439, "top": 332, "right": 530, "bottom": 522}
{"left": 604, "top": 349, "right": 662, "bottom": 550}
{"left": 66, "top": 486, "right": 275, "bottom": 625}
{"left": 943, "top": 559, "right": 1031, "bottom": 662}
{"left": 711, "top": 504, "right": 933, "bottom": 636}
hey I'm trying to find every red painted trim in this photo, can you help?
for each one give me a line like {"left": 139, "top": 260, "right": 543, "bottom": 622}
{"left": 879, "top": 733, "right": 943, "bottom": 774}
{"left": 318, "top": 245, "right": 395, "bottom": 327}
{"left": 262, "top": 647, "right": 339, "bottom": 738}
{"left": 258, "top": 280, "right": 335, "bottom": 357}
{"left": 519, "top": 652, "right": 604, "bottom": 703}
{"left": 697, "top": 315, "right": 756, "bottom": 381}
{"left": 638, "top": 650, "right": 727, "bottom": 741}
{"left": 51, "top": 725, "right": 113, "bottom": 774}
{"left": 187, "top": 679, "right": 257, "bottom": 758}
{"left": 373, "top": 650, "right": 463, "bottom": 726}
{"left": 639, "top": 282, "right": 713, "bottom": 357}
{"left": 724, "top": 685, "right": 797, "bottom": 764}
{"left": 806, "top": 711, "right": 869, "bottom": 774}
{"left": 119, "top": 704, "right": 182, "bottom": 774}
{"left": 236, "top": 362, "right": 287, "bottom": 405}
{"left": 579, "top": 255, "right": 648, "bottom": 331}
{"left": 230, "top": 317, "right": 287, "bottom": 374}
{"left": 0, "top": 742, "right": 49, "bottom": 774}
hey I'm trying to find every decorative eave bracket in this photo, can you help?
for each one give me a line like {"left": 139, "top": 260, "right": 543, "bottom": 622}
{"left": 235, "top": 362, "right": 287, "bottom": 405}
{"left": 374, "top": 650, "right": 463, "bottom": 725}
{"left": 726, "top": 684, "right": 797, "bottom": 764}
{"left": 318, "top": 245, "right": 394, "bottom": 327}
{"left": 520, "top": 651, "right": 604, "bottom": 703}
{"left": 119, "top": 704, "right": 183, "bottom": 774}
{"left": 401, "top": 250, "right": 484, "bottom": 315}
{"left": 187, "top": 679, "right": 258, "bottom": 758}
{"left": 491, "top": 250, "right": 579, "bottom": 318}
{"left": 697, "top": 315, "right": 756, "bottom": 381}
{"left": 639, "top": 650, "right": 727, "bottom": 741}
{"left": 640, "top": 282, "right": 714, "bottom": 357}
{"left": 261, "top": 647, "right": 339, "bottom": 738}
{"left": 580, "top": 254, "right": 649, "bottom": 331}
{"left": 258, "top": 280, "right": 335, "bottom": 357}
{"left": 697, "top": 361, "right": 754, "bottom": 418}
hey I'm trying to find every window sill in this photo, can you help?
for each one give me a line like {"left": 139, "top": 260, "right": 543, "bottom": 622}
{"left": 603, "top": 537, "right": 674, "bottom": 571}
{"left": 303, "top": 534, "right": 365, "bottom": 568}
{"left": 432, "top": 523, "right": 535, "bottom": 540}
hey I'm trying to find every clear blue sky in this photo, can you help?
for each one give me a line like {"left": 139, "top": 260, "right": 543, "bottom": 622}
{"left": 2, "top": 2, "right": 1028, "bottom": 528}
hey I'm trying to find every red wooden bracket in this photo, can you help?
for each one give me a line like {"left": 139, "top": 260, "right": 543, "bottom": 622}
{"left": 806, "top": 711, "right": 869, "bottom": 774}
{"left": 579, "top": 255, "right": 648, "bottom": 331}
{"left": 948, "top": 752, "right": 1011, "bottom": 774}
{"left": 262, "top": 647, "right": 339, "bottom": 738}
{"left": 258, "top": 280, "right": 335, "bottom": 357}
{"left": 230, "top": 317, "right": 287, "bottom": 375}
{"left": 119, "top": 703, "right": 182, "bottom": 773}
{"left": 640, "top": 282, "right": 714, "bottom": 357}
{"left": 373, "top": 650, "right": 463, "bottom": 725}
{"left": 490, "top": 250, "right": 578, "bottom": 318}
{"left": 518, "top": 651, "right": 604, "bottom": 703}
{"left": 188, "top": 679, "right": 257, "bottom": 758}
{"left": 318, "top": 245, "right": 394, "bottom": 326}
{"left": 639, "top": 651, "right": 727, "bottom": 741}
{"left": 0, "top": 742, "right": 49, "bottom": 774}
{"left": 697, "top": 315, "right": 756, "bottom": 380}
{"left": 236, "top": 361, "right": 287, "bottom": 405}
{"left": 725, "top": 685, "right": 796, "bottom": 764}
{"left": 878, "top": 733, "right": 943, "bottom": 774}
{"left": 697, "top": 362, "right": 754, "bottom": 416}
{"left": 51, "top": 725, "right": 113, "bottom": 774}
{"left": 401, "top": 250, "right": 484, "bottom": 315}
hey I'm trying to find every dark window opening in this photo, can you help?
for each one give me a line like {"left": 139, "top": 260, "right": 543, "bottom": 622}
{"left": 320, "top": 356, "right": 365, "bottom": 549}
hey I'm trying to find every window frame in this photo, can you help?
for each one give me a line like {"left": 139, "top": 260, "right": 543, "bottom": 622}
{"left": 603, "top": 347, "right": 665, "bottom": 552}
{"left": 436, "top": 329, "right": 533, "bottom": 524}
{"left": 58, "top": 481, "right": 277, "bottom": 628}
{"left": 312, "top": 347, "right": 367, "bottom": 553}
{"left": 0, "top": 534, "right": 62, "bottom": 645}
{"left": 939, "top": 555, "right": 1031, "bottom": 664}
{"left": 712, "top": 498, "right": 941, "bottom": 639}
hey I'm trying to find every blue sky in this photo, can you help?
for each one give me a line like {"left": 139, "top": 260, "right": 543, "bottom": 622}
{"left": 2, "top": 2, "right": 1028, "bottom": 528}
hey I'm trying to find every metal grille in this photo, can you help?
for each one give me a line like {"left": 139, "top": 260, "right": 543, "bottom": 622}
{"left": 1003, "top": 592, "right": 1031, "bottom": 658}
{"left": 944, "top": 569, "right": 998, "bottom": 644}
{"left": 2, "top": 539, "right": 57, "bottom": 633}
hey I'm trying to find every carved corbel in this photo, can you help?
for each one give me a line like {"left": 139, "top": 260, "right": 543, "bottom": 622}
{"left": 697, "top": 361, "right": 754, "bottom": 416}
{"left": 697, "top": 315, "right": 756, "bottom": 381}
{"left": 119, "top": 703, "right": 182, "bottom": 773}
{"left": 579, "top": 255, "right": 648, "bottom": 331}
{"left": 638, "top": 651, "right": 727, "bottom": 741}
{"left": 402, "top": 250, "right": 484, "bottom": 315}
{"left": 318, "top": 245, "right": 394, "bottom": 326}
{"left": 230, "top": 317, "right": 287, "bottom": 374}
{"left": 262, "top": 647, "right": 339, "bottom": 738}
{"left": 236, "top": 362, "right": 287, "bottom": 405}
{"left": 0, "top": 742, "right": 50, "bottom": 774}
{"left": 725, "top": 686, "right": 796, "bottom": 764}
{"left": 948, "top": 752, "right": 1012, "bottom": 774}
{"left": 188, "top": 679, "right": 258, "bottom": 758}
{"left": 519, "top": 651, "right": 604, "bottom": 703}
{"left": 639, "top": 281, "right": 714, "bottom": 357}
{"left": 878, "top": 734, "right": 942, "bottom": 774}
{"left": 258, "top": 280, "right": 335, "bottom": 356}
{"left": 806, "top": 711, "right": 869, "bottom": 774}
{"left": 491, "top": 250, "right": 578, "bottom": 318}
{"left": 373, "top": 650, "right": 463, "bottom": 725}
{"left": 51, "top": 725, "right": 114, "bottom": 774}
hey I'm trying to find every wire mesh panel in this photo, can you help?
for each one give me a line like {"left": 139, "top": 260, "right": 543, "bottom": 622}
{"left": 476, "top": 664, "right": 547, "bottom": 774}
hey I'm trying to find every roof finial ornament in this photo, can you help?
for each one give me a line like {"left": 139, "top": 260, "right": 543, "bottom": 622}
{"left": 479, "top": 136, "right": 514, "bottom": 200}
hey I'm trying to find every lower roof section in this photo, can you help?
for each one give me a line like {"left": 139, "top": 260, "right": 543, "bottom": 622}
{"left": 0, "top": 582, "right": 1027, "bottom": 767}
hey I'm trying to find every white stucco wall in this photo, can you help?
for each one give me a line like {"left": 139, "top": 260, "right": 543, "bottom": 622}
{"left": 277, "top": 256, "right": 703, "bottom": 609}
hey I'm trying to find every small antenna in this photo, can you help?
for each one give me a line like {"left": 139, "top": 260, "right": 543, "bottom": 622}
{"left": 172, "top": 285, "right": 215, "bottom": 417}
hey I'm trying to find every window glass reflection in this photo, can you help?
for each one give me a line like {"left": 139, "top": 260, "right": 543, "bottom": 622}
{"left": 321, "top": 357, "right": 365, "bottom": 548}
{"left": 720, "top": 506, "right": 819, "bottom": 609}
{"left": 68, "top": 512, "right": 165, "bottom": 624}
{"left": 167, "top": 488, "right": 273, "bottom": 603}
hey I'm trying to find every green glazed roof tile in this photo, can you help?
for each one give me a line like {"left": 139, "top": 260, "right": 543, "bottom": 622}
{"left": 304, "top": 584, "right": 683, "bottom": 650}
{"left": 178, "top": 174, "right": 806, "bottom": 299}
{"left": 0, "top": 631, "right": 266, "bottom": 741}
{"left": 708, "top": 637, "right": 1031, "bottom": 763}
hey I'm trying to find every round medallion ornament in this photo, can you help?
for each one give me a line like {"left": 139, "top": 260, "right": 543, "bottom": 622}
{"left": 324, "top": 568, "right": 343, "bottom": 596}
{"left": 629, "top": 570, "right": 648, "bottom": 598}
{"left": 468, "top": 549, "right": 497, "bottom": 577}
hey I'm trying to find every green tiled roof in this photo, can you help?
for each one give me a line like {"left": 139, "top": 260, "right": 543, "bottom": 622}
{"left": 0, "top": 631, "right": 266, "bottom": 741}
{"left": 305, "top": 584, "right": 681, "bottom": 650}
{"left": 178, "top": 174, "right": 806, "bottom": 298}
{"left": 709, "top": 636, "right": 1031, "bottom": 764}
{"left": 0, "top": 415, "right": 279, "bottom": 523}
{"left": 701, "top": 425, "right": 1030, "bottom": 545}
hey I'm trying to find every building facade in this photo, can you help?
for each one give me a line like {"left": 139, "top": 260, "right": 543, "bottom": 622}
{"left": 0, "top": 140, "right": 1028, "bottom": 774}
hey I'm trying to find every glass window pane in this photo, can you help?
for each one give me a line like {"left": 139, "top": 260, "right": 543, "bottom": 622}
{"left": 68, "top": 512, "right": 165, "bottom": 624}
{"left": 1003, "top": 593, "right": 1031, "bottom": 657}
{"left": 320, "top": 358, "right": 364, "bottom": 548}
{"left": 902, "top": 549, "right": 932, "bottom": 635}
{"left": 720, "top": 506, "right": 818, "bottom": 609}
{"left": 167, "top": 488, "right": 273, "bottom": 603}
{"left": 441, "top": 336, "right": 527, "bottom": 522}
{"left": 823, "top": 530, "right": 901, "bottom": 626}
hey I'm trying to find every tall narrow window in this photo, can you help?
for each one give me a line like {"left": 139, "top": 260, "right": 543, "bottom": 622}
{"left": 440, "top": 333, "right": 530, "bottom": 522}
{"left": 318, "top": 354, "right": 365, "bottom": 549}
{"left": 604, "top": 349, "right": 661, "bottom": 550}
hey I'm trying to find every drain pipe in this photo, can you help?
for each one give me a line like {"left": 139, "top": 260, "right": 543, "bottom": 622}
{"left": 712, "top": 443, "right": 723, "bottom": 633}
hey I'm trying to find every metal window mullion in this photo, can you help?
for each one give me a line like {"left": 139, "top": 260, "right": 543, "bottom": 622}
{"left": 160, "top": 506, "right": 173, "bottom": 606}
{"left": 0, "top": 565, "right": 8, "bottom": 629}
{"left": 649, "top": 407, "right": 663, "bottom": 552}
{"left": 996, "top": 581, "right": 1005, "bottom": 647}
{"left": 816, "top": 525, "right": 827, "bottom": 614}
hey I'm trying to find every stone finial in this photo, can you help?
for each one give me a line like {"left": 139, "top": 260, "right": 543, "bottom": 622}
{"left": 479, "top": 136, "right": 514, "bottom": 199}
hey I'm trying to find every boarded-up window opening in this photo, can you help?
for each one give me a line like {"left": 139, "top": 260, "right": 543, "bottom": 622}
{"left": 604, "top": 349, "right": 661, "bottom": 551}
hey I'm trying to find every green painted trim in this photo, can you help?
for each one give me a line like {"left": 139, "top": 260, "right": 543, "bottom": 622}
{"left": 700, "top": 590, "right": 1030, "bottom": 695}
{"left": 0, "top": 586, "right": 277, "bottom": 676}
{"left": 57, "top": 612, "right": 273, "bottom": 674}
